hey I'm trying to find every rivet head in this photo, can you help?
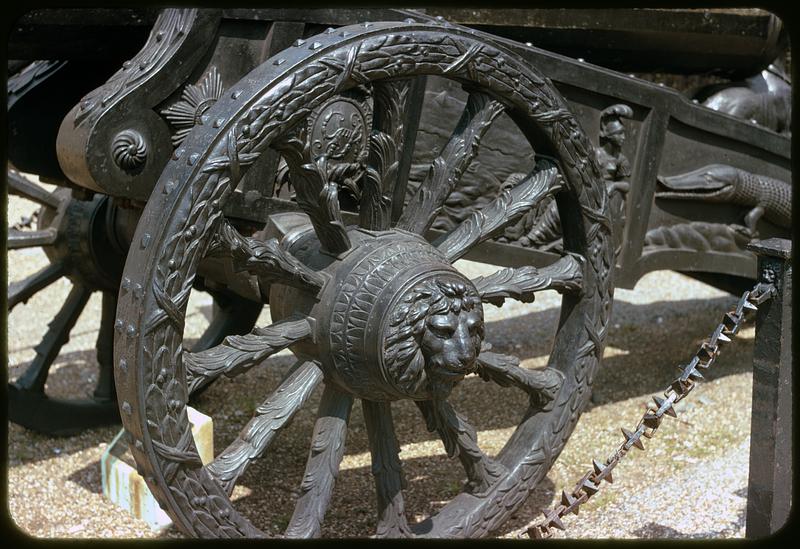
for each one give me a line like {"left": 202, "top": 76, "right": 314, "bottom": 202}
{"left": 133, "top": 283, "right": 144, "bottom": 299}
{"left": 121, "top": 401, "right": 132, "bottom": 415}
{"left": 274, "top": 58, "right": 285, "bottom": 66}
{"left": 141, "top": 233, "right": 151, "bottom": 248}
{"left": 114, "top": 319, "right": 124, "bottom": 333}
{"left": 121, "top": 278, "right": 131, "bottom": 291}
{"left": 163, "top": 180, "right": 175, "bottom": 194}
{"left": 188, "top": 153, "right": 199, "bottom": 165}
{"left": 293, "top": 38, "right": 306, "bottom": 47}
{"left": 126, "top": 324, "right": 136, "bottom": 337}
{"left": 213, "top": 118, "right": 225, "bottom": 128}
{"left": 231, "top": 90, "right": 242, "bottom": 100}
{"left": 310, "top": 41, "right": 322, "bottom": 50}
{"left": 119, "top": 358, "right": 128, "bottom": 374}
{"left": 326, "top": 27, "right": 335, "bottom": 33}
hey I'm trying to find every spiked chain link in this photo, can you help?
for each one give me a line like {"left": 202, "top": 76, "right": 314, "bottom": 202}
{"left": 524, "top": 281, "right": 777, "bottom": 539}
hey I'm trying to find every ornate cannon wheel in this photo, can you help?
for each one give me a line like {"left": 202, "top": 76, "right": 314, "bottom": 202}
{"left": 6, "top": 169, "right": 261, "bottom": 435}
{"left": 114, "top": 20, "right": 612, "bottom": 538}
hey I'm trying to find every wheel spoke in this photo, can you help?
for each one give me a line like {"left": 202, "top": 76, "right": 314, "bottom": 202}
{"left": 285, "top": 384, "right": 353, "bottom": 538}
{"left": 92, "top": 291, "right": 117, "bottom": 402}
{"left": 8, "top": 227, "right": 58, "bottom": 249}
{"left": 7, "top": 170, "right": 62, "bottom": 209}
{"left": 273, "top": 135, "right": 352, "bottom": 255}
{"left": 13, "top": 284, "right": 91, "bottom": 392}
{"left": 207, "top": 219, "right": 325, "bottom": 293}
{"left": 207, "top": 361, "right": 323, "bottom": 495}
{"left": 7, "top": 260, "right": 66, "bottom": 310}
{"left": 475, "top": 351, "right": 564, "bottom": 410}
{"left": 359, "top": 79, "right": 417, "bottom": 231}
{"left": 183, "top": 316, "right": 313, "bottom": 395}
{"left": 362, "top": 400, "right": 412, "bottom": 538}
{"left": 436, "top": 160, "right": 563, "bottom": 262}
{"left": 470, "top": 254, "right": 583, "bottom": 307}
{"left": 416, "top": 399, "right": 506, "bottom": 495}
{"left": 397, "top": 92, "right": 504, "bottom": 235}
{"left": 189, "top": 289, "right": 263, "bottom": 353}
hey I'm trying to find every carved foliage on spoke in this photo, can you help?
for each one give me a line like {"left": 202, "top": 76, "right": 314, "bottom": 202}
{"left": 471, "top": 254, "right": 583, "bottom": 307}
{"left": 285, "top": 386, "right": 353, "bottom": 538}
{"left": 182, "top": 316, "right": 312, "bottom": 395}
{"left": 476, "top": 351, "right": 564, "bottom": 411}
{"left": 207, "top": 361, "right": 323, "bottom": 495}
{"left": 208, "top": 220, "right": 325, "bottom": 292}
{"left": 273, "top": 136, "right": 352, "bottom": 254}
{"left": 398, "top": 92, "right": 505, "bottom": 235}
{"left": 437, "top": 161, "right": 562, "bottom": 262}
{"left": 360, "top": 79, "right": 412, "bottom": 230}
{"left": 416, "top": 399, "right": 506, "bottom": 495}
{"left": 362, "top": 400, "right": 412, "bottom": 537}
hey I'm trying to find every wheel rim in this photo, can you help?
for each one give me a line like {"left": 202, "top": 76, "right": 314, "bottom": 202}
{"left": 115, "top": 21, "right": 613, "bottom": 538}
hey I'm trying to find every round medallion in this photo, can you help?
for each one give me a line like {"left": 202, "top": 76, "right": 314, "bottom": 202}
{"left": 308, "top": 91, "right": 371, "bottom": 164}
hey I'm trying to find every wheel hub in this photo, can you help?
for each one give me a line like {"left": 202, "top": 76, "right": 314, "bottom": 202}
{"left": 39, "top": 189, "right": 129, "bottom": 292}
{"left": 272, "top": 228, "right": 485, "bottom": 401}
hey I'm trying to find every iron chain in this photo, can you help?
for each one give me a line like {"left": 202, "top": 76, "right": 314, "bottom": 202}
{"left": 524, "top": 281, "right": 776, "bottom": 539}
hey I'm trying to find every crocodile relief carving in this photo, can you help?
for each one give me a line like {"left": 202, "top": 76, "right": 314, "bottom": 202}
{"left": 655, "top": 164, "right": 791, "bottom": 232}
{"left": 644, "top": 164, "right": 791, "bottom": 254}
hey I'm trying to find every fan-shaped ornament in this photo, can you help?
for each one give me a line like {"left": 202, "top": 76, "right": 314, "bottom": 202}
{"left": 162, "top": 65, "right": 224, "bottom": 147}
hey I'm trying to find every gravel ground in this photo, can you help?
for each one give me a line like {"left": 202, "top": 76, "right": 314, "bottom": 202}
{"left": 7, "top": 187, "right": 759, "bottom": 539}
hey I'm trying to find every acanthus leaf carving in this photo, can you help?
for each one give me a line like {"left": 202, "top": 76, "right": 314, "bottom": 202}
{"left": 183, "top": 316, "right": 312, "bottom": 395}
{"left": 470, "top": 254, "right": 583, "bottom": 307}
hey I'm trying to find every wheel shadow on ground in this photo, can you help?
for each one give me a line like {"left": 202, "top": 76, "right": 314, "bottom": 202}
{"left": 66, "top": 460, "right": 104, "bottom": 495}
{"left": 481, "top": 294, "right": 754, "bottom": 410}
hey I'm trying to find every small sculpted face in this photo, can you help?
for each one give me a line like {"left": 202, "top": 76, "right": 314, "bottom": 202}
{"left": 383, "top": 277, "right": 484, "bottom": 399}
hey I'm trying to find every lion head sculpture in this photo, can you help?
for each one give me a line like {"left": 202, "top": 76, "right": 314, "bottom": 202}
{"left": 383, "top": 277, "right": 484, "bottom": 399}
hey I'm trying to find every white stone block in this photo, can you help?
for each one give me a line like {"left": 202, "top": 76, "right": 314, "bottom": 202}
{"left": 101, "top": 406, "right": 213, "bottom": 532}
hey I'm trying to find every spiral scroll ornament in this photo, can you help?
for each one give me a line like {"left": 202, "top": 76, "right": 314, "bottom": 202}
{"left": 111, "top": 129, "right": 148, "bottom": 173}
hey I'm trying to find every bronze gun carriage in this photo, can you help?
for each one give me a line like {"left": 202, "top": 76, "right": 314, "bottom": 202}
{"left": 6, "top": 8, "right": 790, "bottom": 538}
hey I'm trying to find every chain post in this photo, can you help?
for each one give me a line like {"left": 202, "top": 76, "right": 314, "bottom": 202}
{"left": 745, "top": 238, "right": 792, "bottom": 538}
